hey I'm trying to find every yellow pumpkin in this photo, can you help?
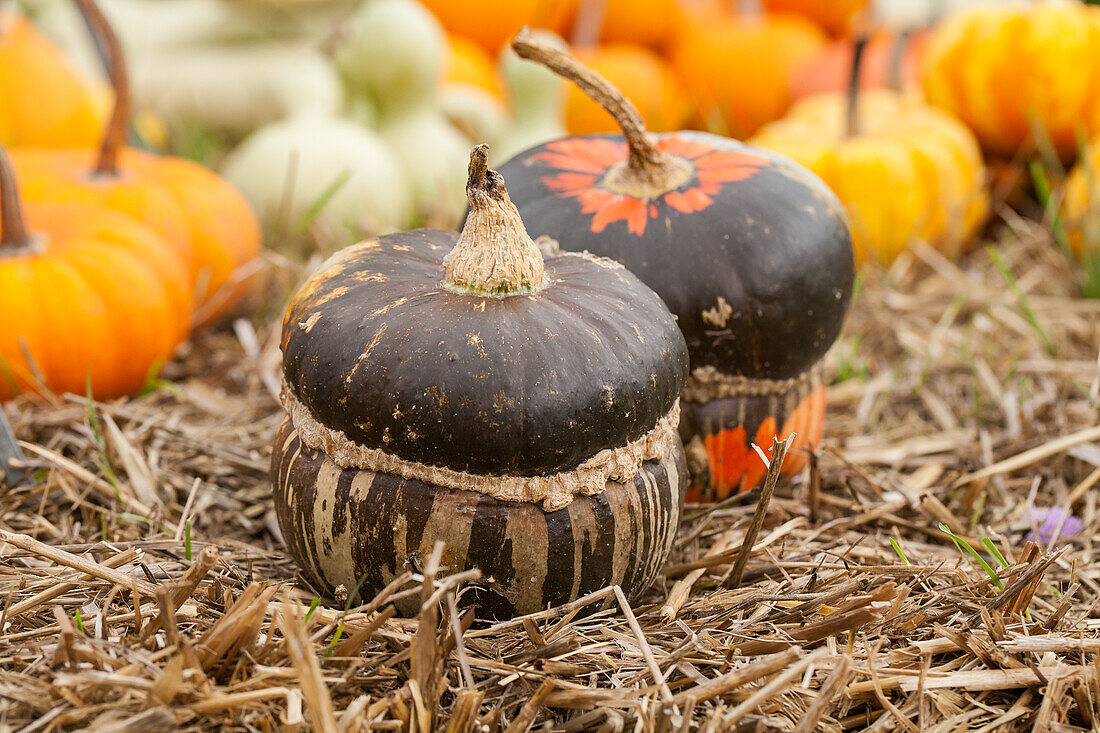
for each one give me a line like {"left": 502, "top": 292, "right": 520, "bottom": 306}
{"left": 922, "top": 2, "right": 1100, "bottom": 159}
{"left": 0, "top": 146, "right": 190, "bottom": 401}
{"left": 566, "top": 44, "right": 691, "bottom": 135}
{"left": 0, "top": 10, "right": 103, "bottom": 148}
{"left": 444, "top": 34, "right": 504, "bottom": 98}
{"left": 15, "top": 0, "right": 261, "bottom": 328}
{"left": 670, "top": 9, "right": 827, "bottom": 139}
{"left": 752, "top": 87, "right": 988, "bottom": 265}
{"left": 1062, "top": 140, "right": 1100, "bottom": 262}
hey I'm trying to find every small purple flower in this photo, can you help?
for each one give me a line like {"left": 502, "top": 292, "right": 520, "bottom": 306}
{"left": 1026, "top": 507, "right": 1084, "bottom": 546}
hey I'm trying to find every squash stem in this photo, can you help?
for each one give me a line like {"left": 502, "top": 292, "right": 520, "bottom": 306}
{"left": 846, "top": 33, "right": 869, "bottom": 139}
{"left": 0, "top": 146, "right": 33, "bottom": 252}
{"left": 74, "top": 0, "right": 129, "bottom": 177}
{"left": 442, "top": 145, "right": 547, "bottom": 297}
{"left": 887, "top": 28, "right": 910, "bottom": 93}
{"left": 512, "top": 27, "right": 668, "bottom": 178}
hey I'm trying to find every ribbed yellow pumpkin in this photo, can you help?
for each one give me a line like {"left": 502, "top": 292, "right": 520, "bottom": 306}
{"left": 922, "top": 2, "right": 1100, "bottom": 159}
{"left": 752, "top": 89, "right": 988, "bottom": 265}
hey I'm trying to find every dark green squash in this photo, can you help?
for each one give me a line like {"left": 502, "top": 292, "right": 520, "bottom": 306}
{"left": 272, "top": 146, "right": 689, "bottom": 618}
{"left": 495, "top": 32, "right": 855, "bottom": 500}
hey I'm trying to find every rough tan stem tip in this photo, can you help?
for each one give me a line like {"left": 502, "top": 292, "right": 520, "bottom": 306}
{"left": 442, "top": 145, "right": 546, "bottom": 296}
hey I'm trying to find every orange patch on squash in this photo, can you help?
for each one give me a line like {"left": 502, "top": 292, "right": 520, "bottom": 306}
{"left": 693, "top": 384, "right": 826, "bottom": 500}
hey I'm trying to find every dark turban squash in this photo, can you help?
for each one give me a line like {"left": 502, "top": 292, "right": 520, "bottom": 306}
{"left": 272, "top": 146, "right": 689, "bottom": 618}
{"left": 496, "top": 31, "right": 855, "bottom": 500}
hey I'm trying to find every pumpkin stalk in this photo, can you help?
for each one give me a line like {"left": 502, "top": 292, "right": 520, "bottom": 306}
{"left": 0, "top": 146, "right": 36, "bottom": 254}
{"left": 887, "top": 28, "right": 910, "bottom": 93}
{"left": 73, "top": 0, "right": 129, "bottom": 176}
{"left": 512, "top": 28, "right": 691, "bottom": 197}
{"left": 442, "top": 145, "right": 547, "bottom": 296}
{"left": 846, "top": 33, "right": 869, "bottom": 139}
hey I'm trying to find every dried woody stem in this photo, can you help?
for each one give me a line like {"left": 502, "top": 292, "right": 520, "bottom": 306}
{"left": 73, "top": 0, "right": 129, "bottom": 175}
{"left": 442, "top": 145, "right": 546, "bottom": 296}
{"left": 846, "top": 33, "right": 870, "bottom": 138}
{"left": 0, "top": 146, "right": 33, "bottom": 253}
{"left": 729, "top": 435, "right": 794, "bottom": 588}
{"left": 512, "top": 28, "right": 691, "bottom": 196}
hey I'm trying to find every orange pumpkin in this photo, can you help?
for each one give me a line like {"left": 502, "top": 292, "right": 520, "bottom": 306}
{"left": 566, "top": 0, "right": 684, "bottom": 50}
{"left": 922, "top": 2, "right": 1100, "bottom": 159}
{"left": 14, "top": 0, "right": 261, "bottom": 327}
{"left": 762, "top": 0, "right": 869, "bottom": 36}
{"left": 670, "top": 9, "right": 827, "bottom": 139}
{"left": 0, "top": 10, "right": 104, "bottom": 148}
{"left": 566, "top": 44, "right": 691, "bottom": 134}
{"left": 419, "top": 0, "right": 574, "bottom": 54}
{"left": 444, "top": 34, "right": 505, "bottom": 98}
{"left": 792, "top": 27, "right": 928, "bottom": 100}
{"left": 0, "top": 146, "right": 190, "bottom": 400}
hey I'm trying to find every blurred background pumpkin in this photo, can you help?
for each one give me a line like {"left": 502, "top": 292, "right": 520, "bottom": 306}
{"left": 565, "top": 44, "right": 691, "bottom": 134}
{"left": 670, "top": 3, "right": 827, "bottom": 138}
{"left": 14, "top": 0, "right": 261, "bottom": 327}
{"left": 0, "top": 145, "right": 191, "bottom": 400}
{"left": 0, "top": 7, "right": 103, "bottom": 148}
{"left": 921, "top": 2, "right": 1100, "bottom": 160}
{"left": 753, "top": 35, "right": 988, "bottom": 265}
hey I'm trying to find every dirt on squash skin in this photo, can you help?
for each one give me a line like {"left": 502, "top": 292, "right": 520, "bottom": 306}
{"left": 1, "top": 220, "right": 1099, "bottom": 730}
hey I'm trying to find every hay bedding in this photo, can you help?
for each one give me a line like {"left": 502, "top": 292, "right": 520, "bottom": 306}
{"left": 0, "top": 217, "right": 1098, "bottom": 731}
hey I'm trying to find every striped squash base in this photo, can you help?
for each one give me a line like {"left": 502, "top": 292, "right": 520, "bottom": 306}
{"left": 681, "top": 367, "right": 826, "bottom": 501}
{"left": 271, "top": 418, "right": 687, "bottom": 619}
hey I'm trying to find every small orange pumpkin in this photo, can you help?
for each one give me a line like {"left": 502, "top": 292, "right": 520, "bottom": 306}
{"left": 762, "top": 0, "right": 869, "bottom": 36}
{"left": 0, "top": 145, "right": 190, "bottom": 400}
{"left": 670, "top": 7, "right": 827, "bottom": 138}
{"left": 567, "top": 0, "right": 684, "bottom": 50}
{"left": 13, "top": 0, "right": 261, "bottom": 327}
{"left": 0, "top": 9, "right": 103, "bottom": 148}
{"left": 566, "top": 44, "right": 691, "bottom": 135}
{"left": 792, "top": 27, "right": 928, "bottom": 100}
{"left": 419, "top": 0, "right": 574, "bottom": 54}
{"left": 922, "top": 2, "right": 1100, "bottom": 159}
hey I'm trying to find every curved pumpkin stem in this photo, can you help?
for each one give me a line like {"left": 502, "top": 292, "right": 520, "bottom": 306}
{"left": 887, "top": 28, "right": 911, "bottom": 93}
{"left": 0, "top": 146, "right": 33, "bottom": 252}
{"left": 442, "top": 145, "right": 547, "bottom": 297}
{"left": 846, "top": 32, "right": 869, "bottom": 138}
{"left": 73, "top": 0, "right": 129, "bottom": 176}
{"left": 512, "top": 27, "right": 669, "bottom": 178}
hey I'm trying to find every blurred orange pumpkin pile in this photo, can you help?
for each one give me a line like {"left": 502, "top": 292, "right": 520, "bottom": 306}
{"left": 1, "top": 0, "right": 261, "bottom": 401}
{"left": 9, "top": 0, "right": 1100, "bottom": 402}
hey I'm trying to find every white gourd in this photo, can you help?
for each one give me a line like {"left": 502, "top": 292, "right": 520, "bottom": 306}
{"left": 493, "top": 29, "right": 568, "bottom": 164}
{"left": 221, "top": 113, "right": 411, "bottom": 242}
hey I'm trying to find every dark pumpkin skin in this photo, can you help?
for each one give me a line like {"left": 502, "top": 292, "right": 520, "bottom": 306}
{"left": 272, "top": 418, "right": 687, "bottom": 618}
{"left": 495, "top": 132, "right": 853, "bottom": 498}
{"left": 496, "top": 132, "right": 855, "bottom": 380}
{"left": 281, "top": 229, "right": 688, "bottom": 476}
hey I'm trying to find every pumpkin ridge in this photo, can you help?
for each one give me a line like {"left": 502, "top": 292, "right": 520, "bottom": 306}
{"left": 282, "top": 380, "right": 681, "bottom": 512}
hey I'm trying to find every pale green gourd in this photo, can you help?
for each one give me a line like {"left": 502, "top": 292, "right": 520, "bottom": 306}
{"left": 492, "top": 29, "right": 568, "bottom": 164}
{"left": 221, "top": 113, "right": 411, "bottom": 243}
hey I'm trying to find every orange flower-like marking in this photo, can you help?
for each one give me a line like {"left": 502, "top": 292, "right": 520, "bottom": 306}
{"left": 686, "top": 383, "right": 826, "bottom": 502}
{"left": 535, "top": 135, "right": 769, "bottom": 235}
